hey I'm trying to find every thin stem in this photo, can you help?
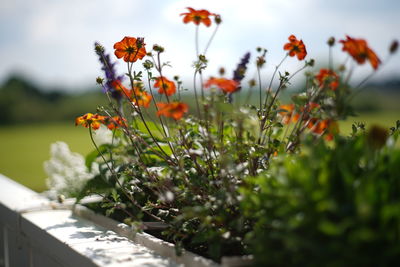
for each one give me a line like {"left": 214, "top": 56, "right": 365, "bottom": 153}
{"left": 329, "top": 46, "right": 333, "bottom": 71}
{"left": 203, "top": 24, "right": 220, "bottom": 55}
{"left": 257, "top": 66, "right": 262, "bottom": 110}
{"left": 193, "top": 71, "right": 202, "bottom": 118}
{"left": 263, "top": 54, "right": 288, "bottom": 113}
{"left": 90, "top": 125, "right": 168, "bottom": 223}
{"left": 89, "top": 127, "right": 113, "bottom": 174}
{"left": 195, "top": 25, "right": 199, "bottom": 57}
{"left": 123, "top": 66, "right": 174, "bottom": 161}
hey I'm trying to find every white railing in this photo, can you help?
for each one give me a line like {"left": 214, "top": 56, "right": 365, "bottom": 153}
{"left": 0, "top": 174, "right": 182, "bottom": 267}
{"left": 0, "top": 174, "right": 252, "bottom": 267}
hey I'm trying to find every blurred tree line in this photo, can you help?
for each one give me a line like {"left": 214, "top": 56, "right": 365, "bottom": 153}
{"left": 0, "top": 76, "right": 107, "bottom": 125}
{"left": 0, "top": 75, "right": 399, "bottom": 125}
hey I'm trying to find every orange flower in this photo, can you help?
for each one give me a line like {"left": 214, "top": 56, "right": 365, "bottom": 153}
{"left": 180, "top": 7, "right": 215, "bottom": 27}
{"left": 114, "top": 36, "right": 147, "bottom": 62}
{"left": 75, "top": 113, "right": 106, "bottom": 130}
{"left": 340, "top": 35, "right": 381, "bottom": 70}
{"left": 154, "top": 77, "right": 176, "bottom": 96}
{"left": 278, "top": 104, "right": 299, "bottom": 124}
{"left": 204, "top": 77, "right": 239, "bottom": 94}
{"left": 156, "top": 102, "right": 189, "bottom": 120}
{"left": 307, "top": 118, "right": 339, "bottom": 140}
{"left": 315, "top": 69, "right": 339, "bottom": 91}
{"left": 131, "top": 87, "right": 152, "bottom": 108}
{"left": 111, "top": 80, "right": 132, "bottom": 98}
{"left": 279, "top": 103, "right": 320, "bottom": 125}
{"left": 306, "top": 102, "right": 320, "bottom": 111}
{"left": 283, "top": 35, "right": 307, "bottom": 60}
{"left": 106, "top": 116, "right": 127, "bottom": 130}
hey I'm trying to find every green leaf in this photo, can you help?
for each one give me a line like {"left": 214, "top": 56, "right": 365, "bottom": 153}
{"left": 76, "top": 174, "right": 111, "bottom": 202}
{"left": 85, "top": 144, "right": 111, "bottom": 171}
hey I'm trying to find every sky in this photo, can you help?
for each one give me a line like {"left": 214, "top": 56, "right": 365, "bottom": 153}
{"left": 0, "top": 0, "right": 399, "bottom": 92}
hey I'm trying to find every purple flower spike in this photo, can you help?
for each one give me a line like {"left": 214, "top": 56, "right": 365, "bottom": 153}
{"left": 94, "top": 42, "right": 124, "bottom": 101}
{"left": 233, "top": 52, "right": 251, "bottom": 83}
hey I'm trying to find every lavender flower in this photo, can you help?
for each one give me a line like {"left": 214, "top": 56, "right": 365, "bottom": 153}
{"left": 228, "top": 52, "right": 250, "bottom": 102}
{"left": 94, "top": 42, "right": 124, "bottom": 101}
{"left": 232, "top": 52, "right": 251, "bottom": 83}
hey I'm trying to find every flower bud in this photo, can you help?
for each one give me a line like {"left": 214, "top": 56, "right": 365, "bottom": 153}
{"left": 153, "top": 44, "right": 164, "bottom": 53}
{"left": 367, "top": 125, "right": 388, "bottom": 149}
{"left": 327, "top": 37, "right": 335, "bottom": 47}
{"left": 96, "top": 77, "right": 104, "bottom": 84}
{"left": 248, "top": 79, "right": 256, "bottom": 87}
{"left": 199, "top": 54, "right": 207, "bottom": 63}
{"left": 136, "top": 37, "right": 145, "bottom": 49}
{"left": 94, "top": 43, "right": 104, "bottom": 54}
{"left": 338, "top": 64, "right": 346, "bottom": 72}
{"left": 307, "top": 59, "right": 315, "bottom": 67}
{"left": 143, "top": 60, "right": 153, "bottom": 70}
{"left": 390, "top": 40, "right": 398, "bottom": 54}
{"left": 256, "top": 56, "right": 266, "bottom": 68}
{"left": 214, "top": 15, "right": 222, "bottom": 25}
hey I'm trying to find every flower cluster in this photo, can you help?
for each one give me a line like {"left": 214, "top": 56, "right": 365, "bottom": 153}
{"left": 315, "top": 68, "right": 339, "bottom": 91}
{"left": 44, "top": 141, "right": 99, "bottom": 198}
{"left": 75, "top": 113, "right": 126, "bottom": 130}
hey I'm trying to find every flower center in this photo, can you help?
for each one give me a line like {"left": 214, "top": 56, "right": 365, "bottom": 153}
{"left": 126, "top": 47, "right": 136, "bottom": 54}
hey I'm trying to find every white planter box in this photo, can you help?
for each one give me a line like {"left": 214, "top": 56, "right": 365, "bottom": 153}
{"left": 0, "top": 174, "right": 252, "bottom": 267}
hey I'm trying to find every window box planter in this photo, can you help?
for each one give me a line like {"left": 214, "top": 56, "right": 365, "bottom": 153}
{"left": 0, "top": 174, "right": 252, "bottom": 266}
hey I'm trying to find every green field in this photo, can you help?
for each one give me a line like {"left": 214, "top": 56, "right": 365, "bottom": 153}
{"left": 0, "top": 112, "right": 399, "bottom": 192}
{"left": 0, "top": 122, "right": 94, "bottom": 191}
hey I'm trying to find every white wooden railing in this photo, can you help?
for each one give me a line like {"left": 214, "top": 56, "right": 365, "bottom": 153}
{"left": 0, "top": 174, "right": 253, "bottom": 267}
{"left": 0, "top": 174, "right": 184, "bottom": 267}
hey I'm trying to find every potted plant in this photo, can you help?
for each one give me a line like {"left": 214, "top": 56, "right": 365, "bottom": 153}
{"left": 45, "top": 6, "right": 399, "bottom": 265}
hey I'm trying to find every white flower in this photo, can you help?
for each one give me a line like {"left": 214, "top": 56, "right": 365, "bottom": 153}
{"left": 44, "top": 141, "right": 99, "bottom": 197}
{"left": 93, "top": 124, "right": 114, "bottom": 145}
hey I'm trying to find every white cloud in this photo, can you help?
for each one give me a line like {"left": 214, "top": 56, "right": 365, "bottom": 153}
{"left": 0, "top": 0, "right": 399, "bottom": 90}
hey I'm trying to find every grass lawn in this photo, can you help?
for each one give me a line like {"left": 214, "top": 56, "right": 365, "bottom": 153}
{"left": 339, "top": 111, "right": 400, "bottom": 135}
{"left": 0, "top": 111, "right": 398, "bottom": 192}
{"left": 0, "top": 122, "right": 94, "bottom": 192}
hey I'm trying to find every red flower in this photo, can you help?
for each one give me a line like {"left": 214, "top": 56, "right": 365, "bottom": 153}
{"left": 204, "top": 77, "right": 239, "bottom": 94}
{"left": 156, "top": 102, "right": 189, "bottom": 120}
{"left": 154, "top": 77, "right": 176, "bottom": 96}
{"left": 283, "top": 35, "right": 307, "bottom": 60}
{"left": 180, "top": 7, "right": 215, "bottom": 27}
{"left": 114, "top": 37, "right": 147, "bottom": 63}
{"left": 315, "top": 69, "right": 339, "bottom": 91}
{"left": 106, "top": 116, "right": 127, "bottom": 130}
{"left": 340, "top": 35, "right": 381, "bottom": 70}
{"left": 75, "top": 113, "right": 106, "bottom": 130}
